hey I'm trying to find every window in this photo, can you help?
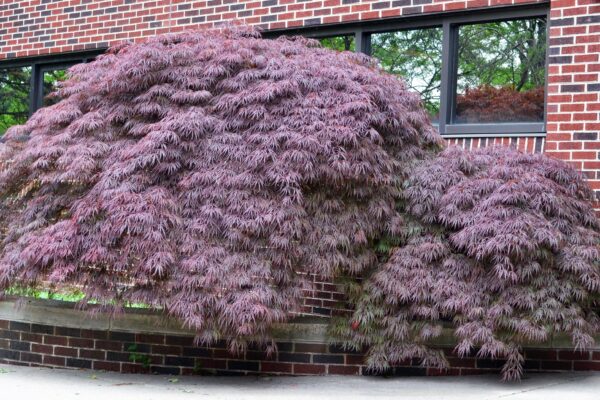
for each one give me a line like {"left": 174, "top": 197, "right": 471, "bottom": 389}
{"left": 269, "top": 5, "right": 549, "bottom": 137}
{"left": 372, "top": 28, "right": 442, "bottom": 123}
{"left": 454, "top": 18, "right": 546, "bottom": 124}
{"left": 0, "top": 66, "right": 31, "bottom": 135}
{"left": 0, "top": 51, "right": 102, "bottom": 136}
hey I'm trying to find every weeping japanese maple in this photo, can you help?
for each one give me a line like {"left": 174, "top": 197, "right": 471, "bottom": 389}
{"left": 342, "top": 146, "right": 600, "bottom": 380}
{"left": 0, "top": 27, "right": 441, "bottom": 350}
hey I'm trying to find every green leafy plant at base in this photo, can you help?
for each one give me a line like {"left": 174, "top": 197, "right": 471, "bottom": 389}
{"left": 4, "top": 285, "right": 85, "bottom": 302}
{"left": 3, "top": 285, "right": 152, "bottom": 309}
{"left": 127, "top": 344, "right": 152, "bottom": 369}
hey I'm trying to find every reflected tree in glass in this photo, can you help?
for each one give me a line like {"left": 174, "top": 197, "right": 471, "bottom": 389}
{"left": 455, "top": 17, "right": 546, "bottom": 123}
{"left": 0, "top": 66, "right": 31, "bottom": 135}
{"left": 371, "top": 28, "right": 443, "bottom": 123}
{"left": 319, "top": 36, "right": 355, "bottom": 52}
{"left": 42, "top": 69, "right": 69, "bottom": 107}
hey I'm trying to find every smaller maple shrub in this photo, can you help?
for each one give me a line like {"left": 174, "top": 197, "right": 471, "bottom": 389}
{"left": 455, "top": 85, "right": 544, "bottom": 123}
{"left": 342, "top": 146, "right": 600, "bottom": 381}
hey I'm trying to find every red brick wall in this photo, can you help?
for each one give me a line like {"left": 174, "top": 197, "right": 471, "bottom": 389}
{"left": 0, "top": 0, "right": 546, "bottom": 59}
{"left": 2, "top": 318, "right": 600, "bottom": 376}
{"left": 545, "top": 0, "right": 600, "bottom": 208}
{"left": 300, "top": 274, "right": 353, "bottom": 317}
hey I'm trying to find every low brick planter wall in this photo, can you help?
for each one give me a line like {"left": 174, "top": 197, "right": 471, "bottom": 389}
{"left": 0, "top": 298, "right": 599, "bottom": 376}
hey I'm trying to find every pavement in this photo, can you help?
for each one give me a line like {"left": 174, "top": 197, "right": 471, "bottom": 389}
{"left": 1, "top": 363, "right": 599, "bottom": 399}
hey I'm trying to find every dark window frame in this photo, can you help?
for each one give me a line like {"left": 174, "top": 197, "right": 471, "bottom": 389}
{"left": 0, "top": 50, "right": 104, "bottom": 119}
{"left": 265, "top": 4, "right": 550, "bottom": 138}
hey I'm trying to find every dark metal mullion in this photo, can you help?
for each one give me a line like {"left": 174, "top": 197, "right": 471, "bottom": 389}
{"left": 355, "top": 29, "right": 371, "bottom": 55}
{"left": 443, "top": 133, "right": 546, "bottom": 138}
{"left": 28, "top": 63, "right": 41, "bottom": 117}
{"left": 542, "top": 7, "right": 550, "bottom": 132}
{"left": 438, "top": 21, "right": 456, "bottom": 135}
{"left": 34, "top": 64, "right": 46, "bottom": 110}
{"left": 444, "top": 122, "right": 546, "bottom": 135}
{"left": 448, "top": 22, "right": 459, "bottom": 127}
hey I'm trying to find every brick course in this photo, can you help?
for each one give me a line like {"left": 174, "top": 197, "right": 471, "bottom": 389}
{"left": 1, "top": 318, "right": 600, "bottom": 375}
{"left": 546, "top": 0, "right": 600, "bottom": 207}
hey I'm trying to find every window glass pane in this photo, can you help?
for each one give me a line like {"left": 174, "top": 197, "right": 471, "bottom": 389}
{"left": 319, "top": 36, "right": 355, "bottom": 52}
{"left": 371, "top": 28, "right": 443, "bottom": 123}
{"left": 42, "top": 68, "right": 69, "bottom": 107}
{"left": 0, "top": 66, "right": 31, "bottom": 135}
{"left": 455, "top": 17, "right": 546, "bottom": 123}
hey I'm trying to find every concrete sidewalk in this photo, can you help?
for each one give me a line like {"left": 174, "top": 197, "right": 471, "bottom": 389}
{"left": 1, "top": 363, "right": 598, "bottom": 400}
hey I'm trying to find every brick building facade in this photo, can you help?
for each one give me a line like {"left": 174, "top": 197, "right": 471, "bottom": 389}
{"left": 0, "top": 0, "right": 599, "bottom": 376}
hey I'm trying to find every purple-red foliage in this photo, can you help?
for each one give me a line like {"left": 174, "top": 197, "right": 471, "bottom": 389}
{"left": 0, "top": 27, "right": 440, "bottom": 350}
{"left": 1, "top": 27, "right": 597, "bottom": 380}
{"left": 345, "top": 146, "right": 600, "bottom": 380}
{"left": 456, "top": 85, "right": 545, "bottom": 123}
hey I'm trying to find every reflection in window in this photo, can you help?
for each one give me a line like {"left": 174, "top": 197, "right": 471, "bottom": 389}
{"left": 455, "top": 18, "right": 546, "bottom": 123}
{"left": 319, "top": 36, "right": 355, "bottom": 52}
{"left": 0, "top": 66, "right": 31, "bottom": 135}
{"left": 371, "top": 28, "right": 442, "bottom": 123}
{"left": 42, "top": 69, "right": 69, "bottom": 107}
